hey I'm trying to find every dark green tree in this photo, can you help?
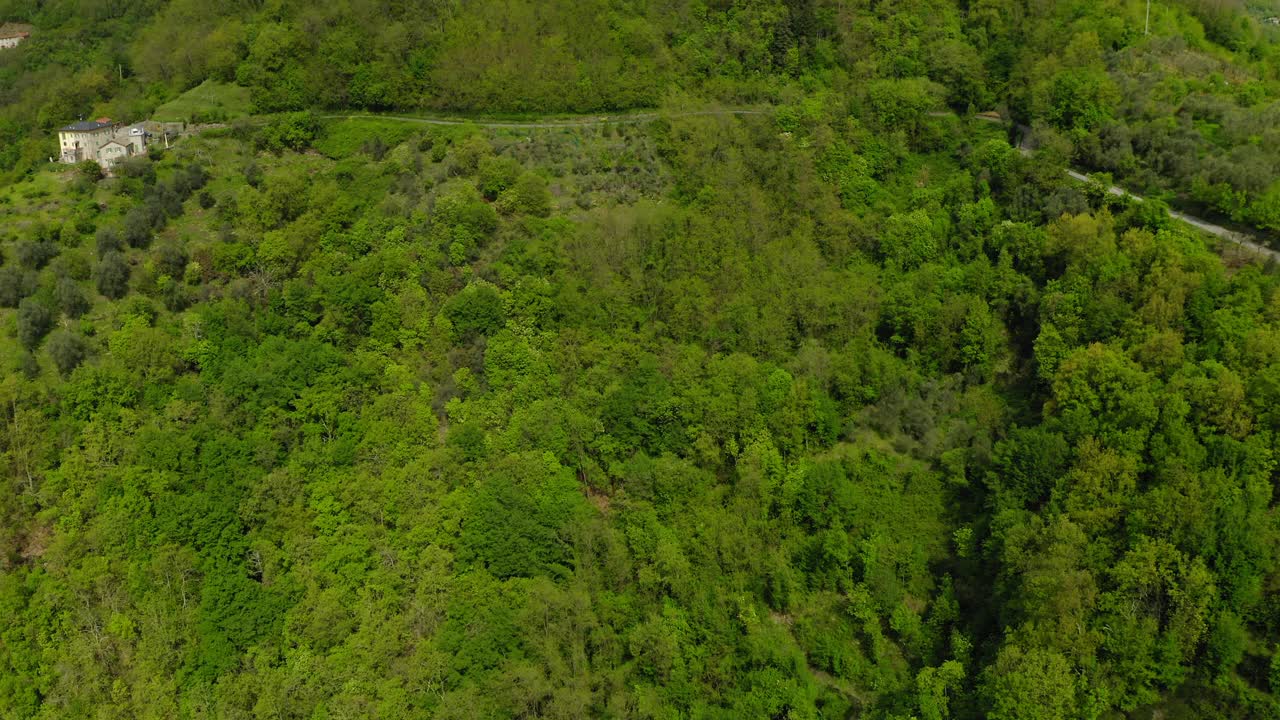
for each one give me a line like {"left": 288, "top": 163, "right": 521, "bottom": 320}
{"left": 47, "top": 330, "right": 88, "bottom": 377}
{"left": 16, "top": 297, "right": 53, "bottom": 350}
{"left": 97, "top": 251, "right": 131, "bottom": 299}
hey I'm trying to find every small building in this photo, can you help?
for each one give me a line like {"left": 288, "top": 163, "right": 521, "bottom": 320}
{"left": 97, "top": 140, "right": 134, "bottom": 166}
{"left": 0, "top": 30, "right": 28, "bottom": 49}
{"left": 57, "top": 119, "right": 149, "bottom": 170}
{"left": 0, "top": 22, "right": 31, "bottom": 48}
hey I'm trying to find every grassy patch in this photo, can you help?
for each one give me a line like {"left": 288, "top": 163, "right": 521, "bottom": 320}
{"left": 153, "top": 81, "right": 253, "bottom": 123}
{"left": 314, "top": 118, "right": 425, "bottom": 159}
{"left": 0, "top": 171, "right": 75, "bottom": 231}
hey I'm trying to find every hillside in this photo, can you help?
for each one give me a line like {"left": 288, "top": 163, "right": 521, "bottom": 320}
{"left": 2, "top": 2, "right": 1280, "bottom": 719}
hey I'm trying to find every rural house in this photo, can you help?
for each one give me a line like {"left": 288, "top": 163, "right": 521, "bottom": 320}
{"left": 58, "top": 119, "right": 149, "bottom": 169}
{"left": 0, "top": 22, "right": 31, "bottom": 48}
{"left": 0, "top": 30, "right": 28, "bottom": 48}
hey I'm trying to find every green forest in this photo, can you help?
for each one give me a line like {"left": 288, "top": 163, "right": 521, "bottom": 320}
{"left": 3, "top": 0, "right": 1280, "bottom": 718}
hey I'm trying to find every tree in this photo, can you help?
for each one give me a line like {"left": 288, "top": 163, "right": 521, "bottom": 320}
{"left": 155, "top": 244, "right": 189, "bottom": 280}
{"left": 123, "top": 206, "right": 156, "bottom": 249}
{"left": 1048, "top": 343, "right": 1158, "bottom": 454}
{"left": 15, "top": 240, "right": 58, "bottom": 270}
{"left": 0, "top": 267, "right": 36, "bottom": 307}
{"left": 95, "top": 226, "right": 124, "bottom": 257}
{"left": 917, "top": 661, "right": 966, "bottom": 720}
{"left": 478, "top": 155, "right": 523, "bottom": 199}
{"left": 443, "top": 283, "right": 505, "bottom": 340}
{"left": 56, "top": 277, "right": 90, "bottom": 318}
{"left": 76, "top": 159, "right": 103, "bottom": 181}
{"left": 47, "top": 330, "right": 88, "bottom": 377}
{"left": 97, "top": 251, "right": 131, "bottom": 299}
{"left": 16, "top": 298, "right": 53, "bottom": 350}
{"left": 866, "top": 77, "right": 944, "bottom": 135}
{"left": 983, "top": 645, "right": 1077, "bottom": 720}
{"left": 258, "top": 111, "right": 320, "bottom": 152}
{"left": 500, "top": 172, "right": 553, "bottom": 217}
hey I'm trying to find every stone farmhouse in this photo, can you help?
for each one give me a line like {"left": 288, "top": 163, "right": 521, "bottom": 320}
{"left": 58, "top": 119, "right": 150, "bottom": 170}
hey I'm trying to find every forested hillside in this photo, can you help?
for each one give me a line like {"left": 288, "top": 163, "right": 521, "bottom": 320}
{"left": 2, "top": 1, "right": 1280, "bottom": 719}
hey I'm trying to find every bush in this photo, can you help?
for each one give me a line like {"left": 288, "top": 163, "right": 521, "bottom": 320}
{"left": 97, "top": 251, "right": 131, "bottom": 299}
{"left": 115, "top": 156, "right": 155, "bottom": 182}
{"left": 76, "top": 160, "right": 104, "bottom": 183}
{"left": 16, "top": 298, "right": 53, "bottom": 350}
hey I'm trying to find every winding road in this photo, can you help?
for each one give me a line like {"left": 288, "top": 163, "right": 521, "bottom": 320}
{"left": 1057, "top": 167, "right": 1279, "bottom": 261}
{"left": 313, "top": 108, "right": 1276, "bottom": 262}
{"left": 1019, "top": 136, "right": 1280, "bottom": 261}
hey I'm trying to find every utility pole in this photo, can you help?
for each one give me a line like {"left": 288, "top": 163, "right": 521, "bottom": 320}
{"left": 1145, "top": 0, "right": 1151, "bottom": 35}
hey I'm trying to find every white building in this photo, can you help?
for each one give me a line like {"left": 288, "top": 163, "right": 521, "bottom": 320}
{"left": 58, "top": 119, "right": 149, "bottom": 169}
{"left": 0, "top": 31, "right": 28, "bottom": 49}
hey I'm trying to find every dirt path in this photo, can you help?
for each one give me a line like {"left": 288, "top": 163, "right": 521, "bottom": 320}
{"left": 1057, "top": 163, "right": 1280, "bottom": 262}
{"left": 318, "top": 108, "right": 770, "bottom": 129}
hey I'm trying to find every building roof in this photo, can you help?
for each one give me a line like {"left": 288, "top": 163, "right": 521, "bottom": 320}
{"left": 0, "top": 21, "right": 33, "bottom": 38}
{"left": 60, "top": 120, "right": 113, "bottom": 132}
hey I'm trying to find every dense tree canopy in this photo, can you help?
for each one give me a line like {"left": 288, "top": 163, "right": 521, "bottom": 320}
{"left": 1, "top": 0, "right": 1280, "bottom": 718}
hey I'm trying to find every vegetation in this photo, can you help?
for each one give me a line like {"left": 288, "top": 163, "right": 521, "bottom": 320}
{"left": 1, "top": 1, "right": 1280, "bottom": 719}
{"left": 152, "top": 80, "right": 253, "bottom": 123}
